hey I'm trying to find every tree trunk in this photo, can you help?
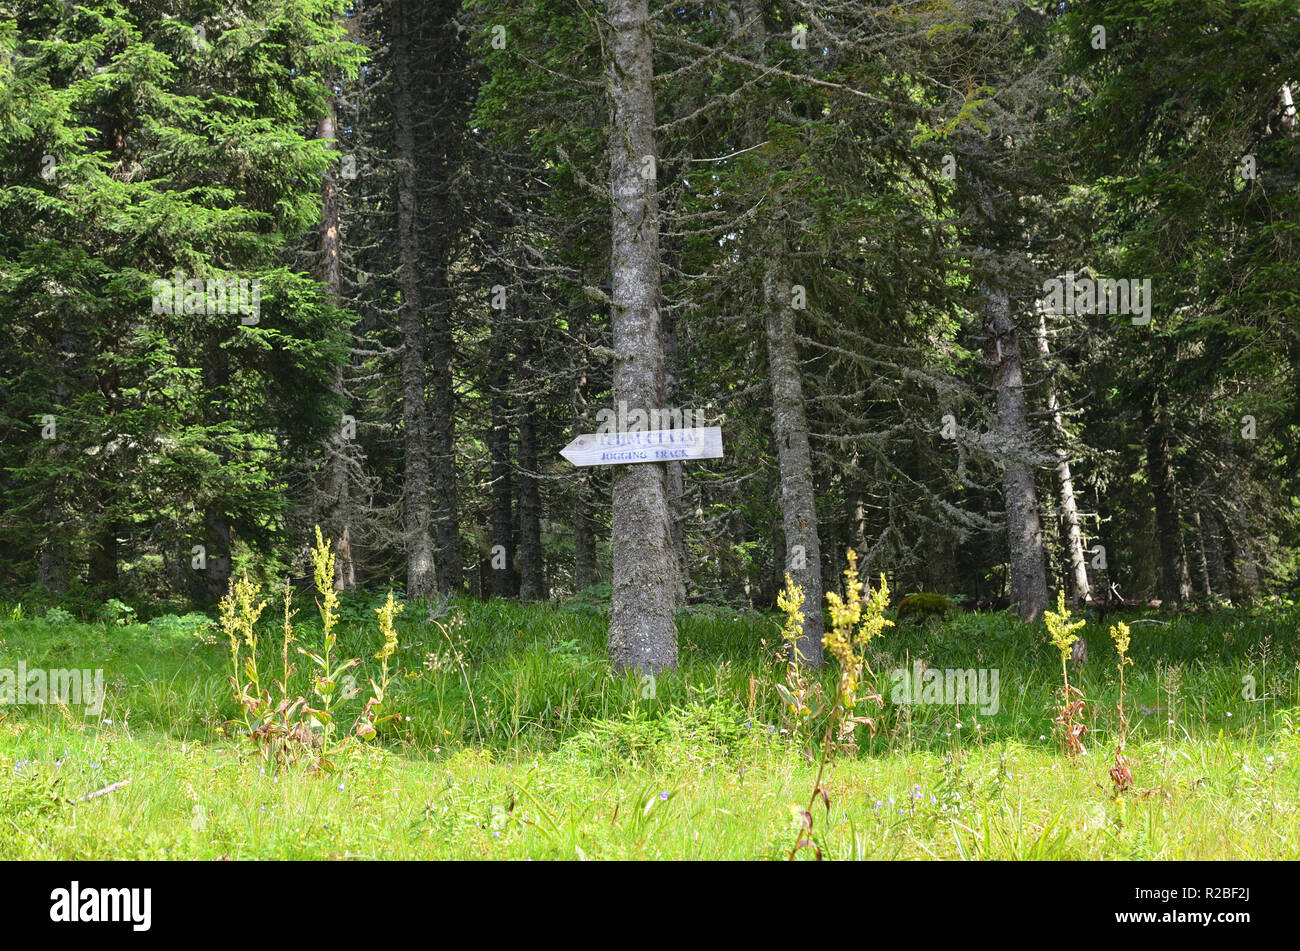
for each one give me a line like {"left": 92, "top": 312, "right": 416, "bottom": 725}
{"left": 38, "top": 528, "right": 69, "bottom": 593}
{"left": 39, "top": 353, "right": 74, "bottom": 593}
{"left": 573, "top": 471, "right": 598, "bottom": 591}
{"left": 202, "top": 504, "right": 231, "bottom": 600}
{"left": 604, "top": 0, "right": 678, "bottom": 673}
{"left": 983, "top": 279, "right": 1048, "bottom": 622}
{"left": 846, "top": 470, "right": 868, "bottom": 560}
{"left": 763, "top": 241, "right": 825, "bottom": 666}
{"left": 428, "top": 270, "right": 461, "bottom": 593}
{"left": 316, "top": 92, "right": 356, "bottom": 591}
{"left": 1035, "top": 312, "right": 1090, "bottom": 603}
{"left": 391, "top": 9, "right": 436, "bottom": 599}
{"left": 661, "top": 291, "right": 689, "bottom": 605}
{"left": 571, "top": 309, "right": 598, "bottom": 591}
{"left": 200, "top": 340, "right": 233, "bottom": 602}
{"left": 1202, "top": 505, "right": 1229, "bottom": 597}
{"left": 88, "top": 524, "right": 119, "bottom": 588}
{"left": 1189, "top": 508, "right": 1212, "bottom": 601}
{"left": 769, "top": 473, "right": 786, "bottom": 609}
{"left": 1142, "top": 401, "right": 1191, "bottom": 605}
{"left": 1222, "top": 499, "right": 1259, "bottom": 605}
{"left": 488, "top": 313, "right": 516, "bottom": 598}
{"left": 517, "top": 317, "right": 544, "bottom": 600}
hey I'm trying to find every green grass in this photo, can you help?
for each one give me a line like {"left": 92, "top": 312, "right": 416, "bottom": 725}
{"left": 1, "top": 594, "right": 1298, "bottom": 859}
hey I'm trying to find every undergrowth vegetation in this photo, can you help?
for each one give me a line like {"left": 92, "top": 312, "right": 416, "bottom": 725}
{"left": 1, "top": 566, "right": 1298, "bottom": 859}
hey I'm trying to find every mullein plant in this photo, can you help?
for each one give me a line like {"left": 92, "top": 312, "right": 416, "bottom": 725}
{"left": 775, "top": 577, "right": 821, "bottom": 743}
{"left": 220, "top": 569, "right": 311, "bottom": 765}
{"left": 219, "top": 528, "right": 403, "bottom": 771}
{"left": 1108, "top": 621, "right": 1134, "bottom": 795}
{"left": 301, "top": 527, "right": 367, "bottom": 769}
{"left": 1045, "top": 591, "right": 1088, "bottom": 760}
{"left": 786, "top": 549, "right": 892, "bottom": 860}
{"left": 354, "top": 592, "right": 403, "bottom": 740}
{"left": 221, "top": 570, "right": 269, "bottom": 741}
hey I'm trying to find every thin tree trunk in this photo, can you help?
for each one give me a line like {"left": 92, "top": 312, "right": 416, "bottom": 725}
{"left": 1142, "top": 401, "right": 1191, "bottom": 605}
{"left": 517, "top": 310, "right": 543, "bottom": 600}
{"left": 661, "top": 293, "right": 689, "bottom": 605}
{"left": 573, "top": 472, "right": 598, "bottom": 591}
{"left": 488, "top": 312, "right": 516, "bottom": 598}
{"left": 764, "top": 242, "right": 825, "bottom": 666}
{"left": 1189, "top": 508, "right": 1212, "bottom": 601}
{"left": 39, "top": 351, "right": 74, "bottom": 593}
{"left": 38, "top": 528, "right": 69, "bottom": 593}
{"left": 846, "top": 464, "right": 868, "bottom": 560}
{"left": 1035, "top": 312, "right": 1090, "bottom": 603}
{"left": 1222, "top": 498, "right": 1259, "bottom": 605}
{"left": 571, "top": 309, "right": 598, "bottom": 591}
{"left": 769, "top": 472, "right": 786, "bottom": 608}
{"left": 200, "top": 341, "right": 233, "bottom": 602}
{"left": 605, "top": 0, "right": 678, "bottom": 672}
{"left": 316, "top": 92, "right": 356, "bottom": 590}
{"left": 1202, "top": 505, "right": 1229, "bottom": 596}
{"left": 728, "top": 0, "right": 824, "bottom": 653}
{"left": 428, "top": 269, "right": 461, "bottom": 593}
{"left": 982, "top": 276, "right": 1048, "bottom": 622}
{"left": 391, "top": 8, "right": 436, "bottom": 599}
{"left": 517, "top": 411, "right": 542, "bottom": 598}
{"left": 88, "top": 524, "right": 119, "bottom": 588}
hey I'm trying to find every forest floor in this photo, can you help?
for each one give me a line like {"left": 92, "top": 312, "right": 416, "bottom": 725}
{"left": 1, "top": 591, "right": 1297, "bottom": 859}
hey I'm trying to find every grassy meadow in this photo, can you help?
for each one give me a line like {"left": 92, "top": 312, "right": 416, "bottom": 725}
{"left": 1, "top": 588, "right": 1298, "bottom": 860}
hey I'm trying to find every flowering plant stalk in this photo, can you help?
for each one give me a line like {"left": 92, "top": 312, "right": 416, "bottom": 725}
{"left": 1109, "top": 621, "right": 1134, "bottom": 794}
{"left": 786, "top": 550, "right": 892, "bottom": 860}
{"left": 1045, "top": 591, "right": 1088, "bottom": 760}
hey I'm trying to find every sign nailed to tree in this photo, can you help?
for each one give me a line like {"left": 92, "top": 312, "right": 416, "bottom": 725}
{"left": 561, "top": 426, "right": 724, "bottom": 467}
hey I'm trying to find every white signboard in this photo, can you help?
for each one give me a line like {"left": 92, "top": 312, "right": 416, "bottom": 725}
{"left": 561, "top": 427, "right": 724, "bottom": 467}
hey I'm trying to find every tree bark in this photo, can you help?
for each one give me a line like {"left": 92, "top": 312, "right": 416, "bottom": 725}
{"left": 38, "top": 342, "right": 76, "bottom": 593}
{"left": 982, "top": 278, "right": 1048, "bottom": 622}
{"left": 1142, "top": 401, "right": 1191, "bottom": 605}
{"left": 1035, "top": 312, "right": 1090, "bottom": 603}
{"left": 1202, "top": 505, "right": 1229, "bottom": 597}
{"left": 764, "top": 242, "right": 825, "bottom": 666}
{"left": 573, "top": 472, "right": 598, "bottom": 591}
{"left": 661, "top": 288, "right": 689, "bottom": 605}
{"left": 88, "top": 524, "right": 120, "bottom": 589}
{"left": 391, "top": 8, "right": 437, "bottom": 599}
{"left": 517, "top": 312, "right": 543, "bottom": 600}
{"left": 38, "top": 528, "right": 69, "bottom": 593}
{"left": 604, "top": 0, "right": 678, "bottom": 672}
{"left": 1189, "top": 508, "right": 1212, "bottom": 600}
{"left": 428, "top": 269, "right": 461, "bottom": 593}
{"left": 200, "top": 341, "right": 233, "bottom": 602}
{"left": 316, "top": 92, "right": 356, "bottom": 590}
{"left": 571, "top": 308, "right": 598, "bottom": 591}
{"left": 1222, "top": 498, "right": 1259, "bottom": 605}
{"left": 488, "top": 311, "right": 516, "bottom": 598}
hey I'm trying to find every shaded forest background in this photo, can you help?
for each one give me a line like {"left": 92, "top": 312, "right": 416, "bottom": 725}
{"left": 1, "top": 0, "right": 1297, "bottom": 627}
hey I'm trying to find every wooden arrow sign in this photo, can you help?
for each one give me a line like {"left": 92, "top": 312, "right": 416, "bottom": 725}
{"left": 561, "top": 426, "right": 724, "bottom": 467}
